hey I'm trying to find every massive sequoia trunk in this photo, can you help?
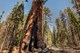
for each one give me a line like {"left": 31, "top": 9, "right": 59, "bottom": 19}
{"left": 20, "top": 0, "right": 45, "bottom": 52}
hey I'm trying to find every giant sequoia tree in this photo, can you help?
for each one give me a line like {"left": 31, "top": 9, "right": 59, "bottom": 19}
{"left": 20, "top": 0, "right": 47, "bottom": 52}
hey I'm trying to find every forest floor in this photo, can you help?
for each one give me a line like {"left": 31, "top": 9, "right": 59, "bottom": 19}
{"left": 49, "top": 47, "right": 80, "bottom": 53}
{"left": 1, "top": 47, "right": 80, "bottom": 53}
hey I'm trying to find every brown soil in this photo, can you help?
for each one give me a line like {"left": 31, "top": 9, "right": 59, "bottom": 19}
{"left": 1, "top": 47, "right": 80, "bottom": 53}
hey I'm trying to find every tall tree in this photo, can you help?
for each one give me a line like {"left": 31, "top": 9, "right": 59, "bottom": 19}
{"left": 55, "top": 18, "right": 67, "bottom": 47}
{"left": 42, "top": 6, "right": 52, "bottom": 47}
{"left": 5, "top": 2, "right": 24, "bottom": 53}
{"left": 60, "top": 11, "right": 67, "bottom": 28}
{"left": 43, "top": 21, "right": 52, "bottom": 47}
{"left": 20, "top": 0, "right": 47, "bottom": 52}
{"left": 65, "top": 7, "right": 80, "bottom": 47}
{"left": 52, "top": 27, "right": 57, "bottom": 47}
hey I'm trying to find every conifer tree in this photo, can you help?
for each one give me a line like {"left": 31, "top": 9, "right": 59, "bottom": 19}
{"left": 4, "top": 2, "right": 24, "bottom": 53}
{"left": 65, "top": 7, "right": 80, "bottom": 46}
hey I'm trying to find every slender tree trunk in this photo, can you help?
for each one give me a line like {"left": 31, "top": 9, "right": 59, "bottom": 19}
{"left": 0, "top": 35, "right": 7, "bottom": 52}
{"left": 8, "top": 26, "right": 16, "bottom": 53}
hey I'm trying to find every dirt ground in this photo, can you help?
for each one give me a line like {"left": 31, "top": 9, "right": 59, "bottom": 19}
{"left": 1, "top": 47, "right": 80, "bottom": 53}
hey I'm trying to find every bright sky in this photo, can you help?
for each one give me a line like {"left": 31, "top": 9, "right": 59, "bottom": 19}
{"left": 0, "top": 0, "right": 74, "bottom": 28}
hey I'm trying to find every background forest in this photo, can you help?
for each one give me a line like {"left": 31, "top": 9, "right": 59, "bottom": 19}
{"left": 0, "top": 0, "right": 80, "bottom": 53}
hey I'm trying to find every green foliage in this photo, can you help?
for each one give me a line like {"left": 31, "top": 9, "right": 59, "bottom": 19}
{"left": 65, "top": 7, "right": 80, "bottom": 46}
{"left": 56, "top": 18, "right": 63, "bottom": 31}
{"left": 43, "top": 21, "right": 52, "bottom": 47}
{"left": 0, "top": 2, "right": 24, "bottom": 50}
{"left": 8, "top": 2, "right": 24, "bottom": 46}
{"left": 53, "top": 7, "right": 80, "bottom": 47}
{"left": 43, "top": 6, "right": 53, "bottom": 47}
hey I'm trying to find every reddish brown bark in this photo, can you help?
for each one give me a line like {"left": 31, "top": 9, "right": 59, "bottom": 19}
{"left": 20, "top": 0, "right": 44, "bottom": 52}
